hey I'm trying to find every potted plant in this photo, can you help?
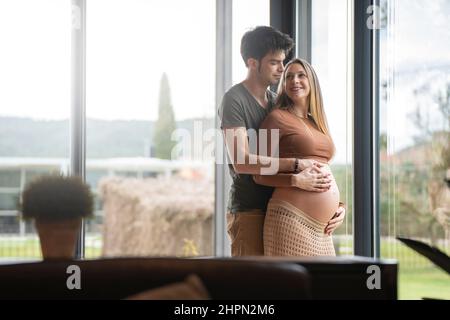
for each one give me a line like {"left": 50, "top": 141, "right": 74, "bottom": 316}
{"left": 20, "top": 174, "right": 94, "bottom": 260}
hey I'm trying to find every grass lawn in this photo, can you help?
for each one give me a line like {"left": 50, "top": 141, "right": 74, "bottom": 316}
{"left": 0, "top": 236, "right": 102, "bottom": 259}
{"left": 399, "top": 268, "right": 450, "bottom": 300}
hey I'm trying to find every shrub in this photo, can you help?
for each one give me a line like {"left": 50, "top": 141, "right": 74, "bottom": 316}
{"left": 20, "top": 174, "right": 94, "bottom": 221}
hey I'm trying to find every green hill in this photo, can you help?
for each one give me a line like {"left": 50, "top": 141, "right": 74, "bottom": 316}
{"left": 0, "top": 117, "right": 215, "bottom": 158}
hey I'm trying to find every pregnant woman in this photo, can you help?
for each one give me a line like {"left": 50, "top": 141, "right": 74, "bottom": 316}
{"left": 254, "top": 58, "right": 344, "bottom": 256}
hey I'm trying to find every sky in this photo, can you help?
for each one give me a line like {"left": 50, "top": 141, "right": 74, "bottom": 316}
{"left": 0, "top": 0, "right": 449, "bottom": 163}
{"left": 379, "top": 0, "right": 450, "bottom": 152}
{"left": 0, "top": 0, "right": 268, "bottom": 121}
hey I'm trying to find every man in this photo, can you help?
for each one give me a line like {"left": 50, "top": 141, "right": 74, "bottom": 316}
{"left": 218, "top": 26, "right": 345, "bottom": 256}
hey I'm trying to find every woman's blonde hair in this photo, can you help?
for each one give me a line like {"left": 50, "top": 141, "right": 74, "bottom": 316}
{"left": 276, "top": 58, "right": 335, "bottom": 155}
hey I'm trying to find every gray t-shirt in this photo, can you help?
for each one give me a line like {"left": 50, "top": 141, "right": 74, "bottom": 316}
{"left": 218, "top": 83, "right": 276, "bottom": 213}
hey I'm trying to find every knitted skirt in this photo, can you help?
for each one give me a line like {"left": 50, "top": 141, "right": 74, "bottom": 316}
{"left": 264, "top": 199, "right": 336, "bottom": 257}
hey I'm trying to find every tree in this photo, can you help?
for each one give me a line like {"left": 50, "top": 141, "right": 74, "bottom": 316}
{"left": 379, "top": 82, "right": 450, "bottom": 244}
{"left": 153, "top": 73, "right": 177, "bottom": 160}
{"left": 399, "top": 83, "right": 450, "bottom": 244}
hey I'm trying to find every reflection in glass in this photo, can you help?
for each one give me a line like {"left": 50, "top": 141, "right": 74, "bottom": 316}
{"left": 86, "top": 0, "right": 216, "bottom": 258}
{"left": 312, "top": 0, "right": 353, "bottom": 256}
{"left": 0, "top": 0, "right": 71, "bottom": 260}
{"left": 380, "top": 0, "right": 450, "bottom": 300}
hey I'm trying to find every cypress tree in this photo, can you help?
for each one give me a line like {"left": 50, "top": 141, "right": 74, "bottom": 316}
{"left": 153, "top": 73, "right": 177, "bottom": 159}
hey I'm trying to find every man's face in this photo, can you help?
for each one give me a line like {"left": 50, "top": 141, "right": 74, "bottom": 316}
{"left": 256, "top": 50, "right": 286, "bottom": 86}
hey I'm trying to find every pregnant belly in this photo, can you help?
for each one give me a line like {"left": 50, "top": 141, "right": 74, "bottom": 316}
{"left": 271, "top": 173, "right": 340, "bottom": 224}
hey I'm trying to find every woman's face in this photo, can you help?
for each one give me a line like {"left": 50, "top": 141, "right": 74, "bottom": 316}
{"left": 284, "top": 63, "right": 310, "bottom": 101}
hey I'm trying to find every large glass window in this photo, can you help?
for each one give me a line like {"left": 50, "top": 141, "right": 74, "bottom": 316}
{"left": 380, "top": 0, "right": 450, "bottom": 300}
{"left": 312, "top": 0, "right": 354, "bottom": 256}
{"left": 232, "top": 0, "right": 270, "bottom": 84}
{"left": 0, "top": 0, "right": 71, "bottom": 260}
{"left": 0, "top": 0, "right": 273, "bottom": 260}
{"left": 86, "top": 0, "right": 216, "bottom": 258}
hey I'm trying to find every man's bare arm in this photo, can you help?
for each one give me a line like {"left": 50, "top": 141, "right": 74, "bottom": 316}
{"left": 253, "top": 166, "right": 332, "bottom": 192}
{"left": 223, "top": 127, "right": 295, "bottom": 175}
{"left": 223, "top": 127, "right": 323, "bottom": 175}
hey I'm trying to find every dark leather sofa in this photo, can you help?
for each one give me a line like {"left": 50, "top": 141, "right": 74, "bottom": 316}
{"left": 238, "top": 256, "right": 398, "bottom": 299}
{"left": 0, "top": 258, "right": 311, "bottom": 300}
{"left": 0, "top": 256, "right": 397, "bottom": 300}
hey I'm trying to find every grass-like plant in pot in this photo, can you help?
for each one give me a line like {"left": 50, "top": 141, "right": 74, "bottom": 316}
{"left": 20, "top": 174, "right": 94, "bottom": 260}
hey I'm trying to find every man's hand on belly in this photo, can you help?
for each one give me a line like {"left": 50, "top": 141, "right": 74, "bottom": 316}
{"left": 324, "top": 204, "right": 346, "bottom": 235}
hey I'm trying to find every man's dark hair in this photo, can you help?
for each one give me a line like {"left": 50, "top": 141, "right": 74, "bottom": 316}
{"left": 240, "top": 26, "right": 294, "bottom": 67}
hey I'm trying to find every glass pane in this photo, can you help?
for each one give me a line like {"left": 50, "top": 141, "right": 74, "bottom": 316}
{"left": 0, "top": 170, "right": 21, "bottom": 188}
{"left": 0, "top": 0, "right": 71, "bottom": 260}
{"left": 232, "top": 0, "right": 270, "bottom": 84}
{"left": 312, "top": 0, "right": 353, "bottom": 255}
{"left": 25, "top": 168, "right": 61, "bottom": 185}
{"left": 86, "top": 0, "right": 216, "bottom": 258}
{"left": 0, "top": 193, "right": 20, "bottom": 211}
{"left": 86, "top": 170, "right": 108, "bottom": 189}
{"left": 380, "top": 0, "right": 450, "bottom": 300}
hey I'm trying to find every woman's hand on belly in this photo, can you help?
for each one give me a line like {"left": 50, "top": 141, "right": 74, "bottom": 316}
{"left": 298, "top": 159, "right": 325, "bottom": 171}
{"left": 272, "top": 168, "right": 340, "bottom": 223}
{"left": 292, "top": 165, "right": 332, "bottom": 192}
